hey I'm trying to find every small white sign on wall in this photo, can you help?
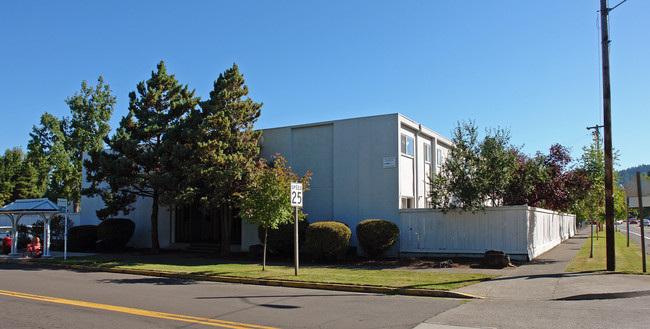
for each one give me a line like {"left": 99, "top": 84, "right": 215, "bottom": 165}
{"left": 383, "top": 156, "right": 396, "bottom": 168}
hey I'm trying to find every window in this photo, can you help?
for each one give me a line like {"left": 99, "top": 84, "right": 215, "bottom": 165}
{"left": 437, "top": 149, "right": 442, "bottom": 165}
{"left": 401, "top": 135, "right": 414, "bottom": 156}
{"left": 424, "top": 144, "right": 431, "bottom": 163}
{"left": 401, "top": 197, "right": 414, "bottom": 209}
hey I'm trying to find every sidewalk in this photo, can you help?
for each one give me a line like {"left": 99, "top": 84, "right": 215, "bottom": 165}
{"left": 418, "top": 229, "right": 650, "bottom": 329}
{"left": 454, "top": 228, "right": 650, "bottom": 300}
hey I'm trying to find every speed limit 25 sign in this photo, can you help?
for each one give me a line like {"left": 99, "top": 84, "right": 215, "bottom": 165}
{"left": 290, "top": 182, "right": 303, "bottom": 207}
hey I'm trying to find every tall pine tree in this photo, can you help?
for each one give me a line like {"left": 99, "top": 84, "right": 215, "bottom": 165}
{"left": 84, "top": 61, "right": 198, "bottom": 253}
{"left": 169, "top": 63, "right": 262, "bottom": 255}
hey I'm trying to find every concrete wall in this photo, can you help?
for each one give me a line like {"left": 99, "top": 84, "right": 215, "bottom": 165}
{"left": 399, "top": 206, "right": 576, "bottom": 260}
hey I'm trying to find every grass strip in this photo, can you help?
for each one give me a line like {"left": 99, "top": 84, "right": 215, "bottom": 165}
{"left": 566, "top": 230, "right": 649, "bottom": 274}
{"left": 35, "top": 255, "right": 496, "bottom": 291}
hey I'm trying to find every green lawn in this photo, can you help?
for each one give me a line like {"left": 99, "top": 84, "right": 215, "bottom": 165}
{"left": 566, "top": 231, "right": 649, "bottom": 274}
{"left": 36, "top": 255, "right": 496, "bottom": 291}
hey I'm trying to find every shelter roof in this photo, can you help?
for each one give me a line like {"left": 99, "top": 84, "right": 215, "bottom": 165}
{"left": 0, "top": 198, "right": 59, "bottom": 213}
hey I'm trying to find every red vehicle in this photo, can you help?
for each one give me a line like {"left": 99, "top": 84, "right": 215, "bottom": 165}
{"left": 629, "top": 218, "right": 639, "bottom": 224}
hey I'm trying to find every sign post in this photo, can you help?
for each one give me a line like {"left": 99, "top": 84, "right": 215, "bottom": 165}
{"left": 290, "top": 182, "right": 303, "bottom": 276}
{"left": 57, "top": 198, "right": 68, "bottom": 261}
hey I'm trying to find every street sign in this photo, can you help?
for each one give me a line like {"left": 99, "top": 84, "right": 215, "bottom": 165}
{"left": 290, "top": 182, "right": 303, "bottom": 207}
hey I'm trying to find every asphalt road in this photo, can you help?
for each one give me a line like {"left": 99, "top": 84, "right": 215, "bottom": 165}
{"left": 0, "top": 263, "right": 461, "bottom": 329}
{"left": 616, "top": 222, "right": 650, "bottom": 255}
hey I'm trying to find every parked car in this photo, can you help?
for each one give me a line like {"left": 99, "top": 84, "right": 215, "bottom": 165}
{"left": 629, "top": 218, "right": 639, "bottom": 224}
{"left": 643, "top": 219, "right": 650, "bottom": 226}
{"left": 615, "top": 220, "right": 623, "bottom": 225}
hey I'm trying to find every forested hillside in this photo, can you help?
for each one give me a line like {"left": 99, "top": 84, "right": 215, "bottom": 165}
{"left": 618, "top": 164, "right": 650, "bottom": 185}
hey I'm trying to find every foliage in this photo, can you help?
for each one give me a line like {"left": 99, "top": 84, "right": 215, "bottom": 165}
{"left": 429, "top": 121, "right": 515, "bottom": 212}
{"left": 305, "top": 221, "right": 351, "bottom": 260}
{"left": 355, "top": 219, "right": 399, "bottom": 257}
{"left": 12, "top": 160, "right": 42, "bottom": 200}
{"left": 617, "top": 164, "right": 650, "bottom": 186}
{"left": 68, "top": 225, "right": 98, "bottom": 252}
{"left": 257, "top": 216, "right": 309, "bottom": 256}
{"left": 168, "top": 63, "right": 263, "bottom": 256}
{"left": 240, "top": 154, "right": 311, "bottom": 268}
{"left": 0, "top": 147, "right": 26, "bottom": 206}
{"left": 23, "top": 77, "right": 115, "bottom": 209}
{"left": 501, "top": 151, "right": 549, "bottom": 206}
{"left": 83, "top": 61, "right": 199, "bottom": 254}
{"left": 97, "top": 218, "right": 135, "bottom": 251}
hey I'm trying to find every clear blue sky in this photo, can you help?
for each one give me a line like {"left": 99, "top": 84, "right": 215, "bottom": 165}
{"left": 1, "top": 1, "right": 648, "bottom": 170}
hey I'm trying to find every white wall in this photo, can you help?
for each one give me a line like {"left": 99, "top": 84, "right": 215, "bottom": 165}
{"left": 399, "top": 206, "right": 576, "bottom": 260}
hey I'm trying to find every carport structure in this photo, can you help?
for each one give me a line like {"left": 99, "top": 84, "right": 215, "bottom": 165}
{"left": 0, "top": 198, "right": 60, "bottom": 256}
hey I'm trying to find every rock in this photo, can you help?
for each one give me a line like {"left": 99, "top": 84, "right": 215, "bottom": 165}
{"left": 482, "top": 250, "right": 512, "bottom": 268}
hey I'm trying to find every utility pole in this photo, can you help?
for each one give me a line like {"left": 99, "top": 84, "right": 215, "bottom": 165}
{"left": 600, "top": 0, "right": 627, "bottom": 271}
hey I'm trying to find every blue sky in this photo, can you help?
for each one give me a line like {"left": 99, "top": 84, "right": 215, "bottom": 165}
{"left": 1, "top": 1, "right": 648, "bottom": 169}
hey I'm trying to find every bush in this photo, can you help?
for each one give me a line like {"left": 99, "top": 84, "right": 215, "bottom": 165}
{"left": 97, "top": 218, "right": 135, "bottom": 251}
{"left": 16, "top": 224, "right": 31, "bottom": 249}
{"left": 356, "top": 219, "right": 400, "bottom": 257}
{"left": 30, "top": 216, "right": 74, "bottom": 251}
{"left": 68, "top": 225, "right": 98, "bottom": 252}
{"left": 257, "top": 217, "right": 309, "bottom": 256}
{"left": 305, "top": 221, "right": 351, "bottom": 260}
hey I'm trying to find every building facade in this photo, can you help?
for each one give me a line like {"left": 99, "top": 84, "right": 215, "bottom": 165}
{"left": 81, "top": 113, "right": 453, "bottom": 252}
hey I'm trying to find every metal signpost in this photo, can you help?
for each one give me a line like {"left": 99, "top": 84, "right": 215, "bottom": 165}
{"left": 57, "top": 198, "right": 68, "bottom": 261}
{"left": 290, "top": 182, "right": 303, "bottom": 276}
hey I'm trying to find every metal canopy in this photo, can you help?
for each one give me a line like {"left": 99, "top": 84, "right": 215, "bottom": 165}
{"left": 0, "top": 198, "right": 60, "bottom": 256}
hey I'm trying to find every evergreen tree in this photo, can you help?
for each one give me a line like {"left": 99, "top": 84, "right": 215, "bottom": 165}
{"left": 0, "top": 147, "right": 25, "bottom": 205}
{"left": 170, "top": 63, "right": 262, "bottom": 255}
{"left": 12, "top": 161, "right": 41, "bottom": 200}
{"left": 84, "top": 61, "right": 198, "bottom": 254}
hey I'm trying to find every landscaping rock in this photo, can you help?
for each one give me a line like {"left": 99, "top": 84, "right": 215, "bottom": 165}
{"left": 482, "top": 250, "right": 512, "bottom": 268}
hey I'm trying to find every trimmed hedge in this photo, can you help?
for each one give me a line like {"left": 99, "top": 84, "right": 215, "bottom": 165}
{"left": 305, "top": 221, "right": 351, "bottom": 259}
{"left": 356, "top": 219, "right": 399, "bottom": 257}
{"left": 257, "top": 218, "right": 309, "bottom": 256}
{"left": 97, "top": 218, "right": 135, "bottom": 251}
{"left": 68, "top": 225, "right": 98, "bottom": 252}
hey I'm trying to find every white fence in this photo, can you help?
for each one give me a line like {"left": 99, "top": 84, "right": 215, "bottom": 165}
{"left": 399, "top": 206, "right": 576, "bottom": 261}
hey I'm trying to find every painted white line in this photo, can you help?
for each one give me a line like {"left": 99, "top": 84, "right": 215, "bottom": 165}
{"left": 617, "top": 227, "right": 650, "bottom": 241}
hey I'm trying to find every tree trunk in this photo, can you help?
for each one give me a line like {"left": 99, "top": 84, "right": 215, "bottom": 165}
{"left": 263, "top": 227, "right": 267, "bottom": 271}
{"left": 220, "top": 204, "right": 231, "bottom": 256}
{"left": 150, "top": 191, "right": 160, "bottom": 254}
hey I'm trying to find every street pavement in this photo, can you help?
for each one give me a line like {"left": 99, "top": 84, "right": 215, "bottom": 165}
{"left": 417, "top": 228, "right": 650, "bottom": 329}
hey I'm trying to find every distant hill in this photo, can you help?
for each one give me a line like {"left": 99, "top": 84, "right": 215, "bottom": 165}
{"left": 618, "top": 164, "right": 650, "bottom": 186}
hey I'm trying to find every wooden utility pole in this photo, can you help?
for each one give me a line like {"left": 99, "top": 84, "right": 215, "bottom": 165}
{"left": 600, "top": 0, "right": 616, "bottom": 271}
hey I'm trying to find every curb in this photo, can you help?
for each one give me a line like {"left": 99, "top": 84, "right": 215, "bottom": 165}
{"left": 0, "top": 258, "right": 483, "bottom": 299}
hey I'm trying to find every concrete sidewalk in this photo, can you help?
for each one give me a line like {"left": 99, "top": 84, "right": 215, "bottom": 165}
{"left": 454, "top": 228, "right": 650, "bottom": 300}
{"left": 418, "top": 229, "right": 650, "bottom": 329}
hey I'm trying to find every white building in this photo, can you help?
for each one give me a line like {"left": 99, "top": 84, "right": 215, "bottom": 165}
{"left": 81, "top": 113, "right": 453, "bottom": 253}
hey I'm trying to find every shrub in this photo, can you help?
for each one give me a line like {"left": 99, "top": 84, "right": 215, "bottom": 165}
{"left": 68, "top": 225, "right": 98, "bottom": 252}
{"left": 97, "top": 218, "right": 135, "bottom": 251}
{"left": 16, "top": 224, "right": 31, "bottom": 249}
{"left": 30, "top": 216, "right": 74, "bottom": 251}
{"left": 257, "top": 217, "right": 309, "bottom": 256}
{"left": 305, "top": 221, "right": 351, "bottom": 259}
{"left": 356, "top": 219, "right": 400, "bottom": 257}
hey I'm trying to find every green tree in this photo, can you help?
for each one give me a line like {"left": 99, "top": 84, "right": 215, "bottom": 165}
{"left": 12, "top": 161, "right": 41, "bottom": 200}
{"left": 169, "top": 63, "right": 262, "bottom": 255}
{"left": 65, "top": 76, "right": 116, "bottom": 210}
{"left": 479, "top": 127, "right": 516, "bottom": 206}
{"left": 0, "top": 147, "right": 26, "bottom": 205}
{"left": 239, "top": 154, "right": 311, "bottom": 270}
{"left": 429, "top": 121, "right": 515, "bottom": 212}
{"left": 26, "top": 113, "right": 68, "bottom": 196}
{"left": 83, "top": 61, "right": 199, "bottom": 254}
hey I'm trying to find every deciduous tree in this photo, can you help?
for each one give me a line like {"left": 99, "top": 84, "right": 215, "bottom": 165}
{"left": 239, "top": 154, "right": 311, "bottom": 270}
